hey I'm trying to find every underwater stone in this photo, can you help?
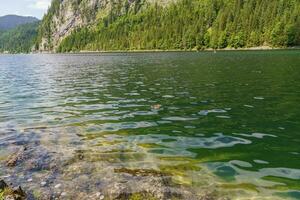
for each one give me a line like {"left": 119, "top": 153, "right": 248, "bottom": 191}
{"left": 0, "top": 179, "right": 8, "bottom": 190}
{"left": 41, "top": 182, "right": 47, "bottom": 187}
{"left": 54, "top": 184, "right": 62, "bottom": 189}
{"left": 5, "top": 146, "right": 27, "bottom": 167}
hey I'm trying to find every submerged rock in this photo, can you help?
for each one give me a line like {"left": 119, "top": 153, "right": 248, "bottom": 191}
{"left": 114, "top": 168, "right": 169, "bottom": 177}
{"left": 0, "top": 180, "right": 8, "bottom": 190}
{"left": 0, "top": 128, "right": 229, "bottom": 200}
{"left": 5, "top": 146, "right": 27, "bottom": 167}
{"left": 110, "top": 167, "right": 199, "bottom": 200}
{"left": 112, "top": 167, "right": 172, "bottom": 199}
{"left": 151, "top": 104, "right": 162, "bottom": 110}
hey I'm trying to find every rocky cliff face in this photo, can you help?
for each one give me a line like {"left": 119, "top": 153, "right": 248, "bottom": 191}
{"left": 37, "top": 0, "right": 173, "bottom": 52}
{"left": 38, "top": 0, "right": 104, "bottom": 51}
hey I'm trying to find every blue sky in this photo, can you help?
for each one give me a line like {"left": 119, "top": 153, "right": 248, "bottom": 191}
{"left": 0, "top": 0, "right": 51, "bottom": 19}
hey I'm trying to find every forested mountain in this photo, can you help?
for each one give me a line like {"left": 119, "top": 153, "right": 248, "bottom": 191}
{"left": 0, "top": 22, "right": 39, "bottom": 53}
{"left": 34, "top": 0, "right": 300, "bottom": 52}
{"left": 0, "top": 15, "right": 38, "bottom": 30}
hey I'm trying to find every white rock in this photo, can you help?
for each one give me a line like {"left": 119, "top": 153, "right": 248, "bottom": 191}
{"left": 95, "top": 192, "right": 101, "bottom": 197}
{"left": 54, "top": 183, "right": 62, "bottom": 189}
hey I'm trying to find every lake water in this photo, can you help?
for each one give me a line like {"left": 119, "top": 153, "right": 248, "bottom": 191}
{"left": 0, "top": 51, "right": 299, "bottom": 200}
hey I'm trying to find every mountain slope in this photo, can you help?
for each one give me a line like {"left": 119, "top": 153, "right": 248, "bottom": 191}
{"left": 36, "top": 0, "right": 163, "bottom": 51}
{"left": 37, "top": 0, "right": 300, "bottom": 52}
{"left": 0, "top": 15, "right": 39, "bottom": 30}
{"left": 0, "top": 22, "right": 39, "bottom": 53}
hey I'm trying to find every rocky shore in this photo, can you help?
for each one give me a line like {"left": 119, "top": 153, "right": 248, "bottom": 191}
{"left": 0, "top": 144, "right": 226, "bottom": 200}
{"left": 0, "top": 127, "right": 229, "bottom": 200}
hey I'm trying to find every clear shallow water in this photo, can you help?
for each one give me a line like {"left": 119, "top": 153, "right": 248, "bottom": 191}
{"left": 0, "top": 51, "right": 300, "bottom": 199}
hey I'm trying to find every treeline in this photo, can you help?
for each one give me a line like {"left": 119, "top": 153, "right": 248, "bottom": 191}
{"left": 57, "top": 0, "right": 300, "bottom": 52}
{"left": 0, "top": 22, "right": 39, "bottom": 53}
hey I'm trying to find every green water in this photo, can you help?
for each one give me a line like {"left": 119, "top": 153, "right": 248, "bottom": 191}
{"left": 0, "top": 51, "right": 300, "bottom": 199}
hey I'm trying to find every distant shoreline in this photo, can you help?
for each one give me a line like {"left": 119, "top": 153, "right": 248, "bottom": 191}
{"left": 1, "top": 46, "right": 300, "bottom": 54}
{"left": 77, "top": 46, "right": 300, "bottom": 53}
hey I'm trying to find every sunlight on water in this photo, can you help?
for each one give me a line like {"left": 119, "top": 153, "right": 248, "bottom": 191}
{"left": 0, "top": 51, "right": 300, "bottom": 199}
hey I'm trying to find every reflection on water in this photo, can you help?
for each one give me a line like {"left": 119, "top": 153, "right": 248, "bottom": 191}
{"left": 0, "top": 51, "right": 300, "bottom": 199}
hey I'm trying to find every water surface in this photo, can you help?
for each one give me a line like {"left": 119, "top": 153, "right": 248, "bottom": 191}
{"left": 0, "top": 51, "right": 300, "bottom": 199}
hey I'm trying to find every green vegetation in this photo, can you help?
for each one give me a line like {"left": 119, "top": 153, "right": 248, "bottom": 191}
{"left": 54, "top": 0, "right": 300, "bottom": 52}
{"left": 0, "top": 191, "right": 3, "bottom": 200}
{"left": 128, "top": 193, "right": 157, "bottom": 200}
{"left": 0, "top": 22, "right": 39, "bottom": 53}
{"left": 0, "top": 187, "right": 14, "bottom": 200}
{"left": 36, "top": 0, "right": 61, "bottom": 50}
